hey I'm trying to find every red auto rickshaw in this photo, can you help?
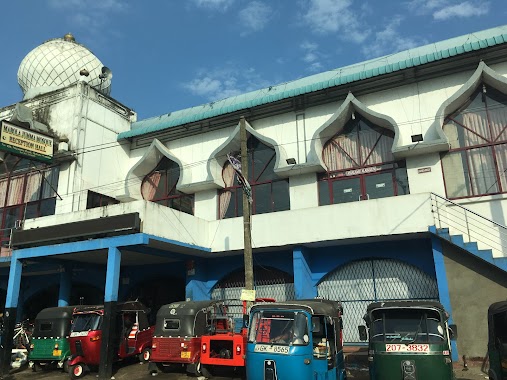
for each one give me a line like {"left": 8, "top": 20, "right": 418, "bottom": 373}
{"left": 199, "top": 298, "right": 275, "bottom": 378}
{"left": 149, "top": 300, "right": 226, "bottom": 376}
{"left": 68, "top": 301, "right": 153, "bottom": 379}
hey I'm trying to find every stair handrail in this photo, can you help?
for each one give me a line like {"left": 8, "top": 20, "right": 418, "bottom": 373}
{"left": 431, "top": 192, "right": 507, "bottom": 230}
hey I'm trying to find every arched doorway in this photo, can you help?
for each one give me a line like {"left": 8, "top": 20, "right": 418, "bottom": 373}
{"left": 211, "top": 266, "right": 295, "bottom": 301}
{"left": 317, "top": 258, "right": 439, "bottom": 343}
{"left": 126, "top": 276, "right": 185, "bottom": 324}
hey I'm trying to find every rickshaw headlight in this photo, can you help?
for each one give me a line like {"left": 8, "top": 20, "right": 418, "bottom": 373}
{"left": 202, "top": 343, "right": 207, "bottom": 353}
{"left": 181, "top": 342, "right": 188, "bottom": 349}
{"left": 54, "top": 344, "right": 59, "bottom": 349}
{"left": 152, "top": 343, "right": 157, "bottom": 350}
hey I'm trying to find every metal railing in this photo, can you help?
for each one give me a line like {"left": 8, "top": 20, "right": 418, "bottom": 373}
{"left": 430, "top": 192, "right": 507, "bottom": 258}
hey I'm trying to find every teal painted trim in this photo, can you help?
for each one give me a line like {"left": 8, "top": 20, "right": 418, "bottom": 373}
{"left": 104, "top": 247, "right": 121, "bottom": 303}
{"left": 5, "top": 254, "right": 22, "bottom": 308}
{"left": 293, "top": 247, "right": 316, "bottom": 299}
{"left": 431, "top": 234, "right": 459, "bottom": 362}
{"left": 119, "top": 25, "right": 507, "bottom": 140}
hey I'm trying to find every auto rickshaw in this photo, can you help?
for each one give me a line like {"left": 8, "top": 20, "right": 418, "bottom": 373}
{"left": 68, "top": 301, "right": 153, "bottom": 379}
{"left": 246, "top": 299, "right": 346, "bottom": 380}
{"left": 28, "top": 306, "right": 76, "bottom": 372}
{"left": 358, "top": 300, "right": 457, "bottom": 380}
{"left": 149, "top": 300, "right": 226, "bottom": 376}
{"left": 487, "top": 301, "right": 507, "bottom": 380}
{"left": 199, "top": 298, "right": 275, "bottom": 378}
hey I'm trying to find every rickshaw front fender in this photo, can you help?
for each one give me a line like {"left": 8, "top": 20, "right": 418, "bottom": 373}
{"left": 68, "top": 355, "right": 85, "bottom": 367}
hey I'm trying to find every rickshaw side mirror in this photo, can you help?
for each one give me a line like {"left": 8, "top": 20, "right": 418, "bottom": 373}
{"left": 243, "top": 315, "right": 249, "bottom": 329}
{"left": 448, "top": 324, "right": 458, "bottom": 340}
{"left": 358, "top": 325, "right": 368, "bottom": 341}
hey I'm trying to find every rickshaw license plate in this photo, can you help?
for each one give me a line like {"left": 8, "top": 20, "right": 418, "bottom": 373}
{"left": 254, "top": 344, "right": 289, "bottom": 354}
{"left": 181, "top": 352, "right": 191, "bottom": 359}
{"left": 52, "top": 349, "right": 62, "bottom": 356}
{"left": 385, "top": 344, "right": 429, "bottom": 352}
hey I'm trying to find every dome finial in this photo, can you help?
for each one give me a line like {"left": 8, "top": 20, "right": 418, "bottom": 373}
{"left": 63, "top": 33, "right": 75, "bottom": 42}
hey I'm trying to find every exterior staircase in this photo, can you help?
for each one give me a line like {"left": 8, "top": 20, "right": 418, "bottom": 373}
{"left": 429, "top": 193, "right": 507, "bottom": 272}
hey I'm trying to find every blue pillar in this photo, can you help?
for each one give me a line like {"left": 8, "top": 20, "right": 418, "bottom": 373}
{"left": 293, "top": 246, "right": 316, "bottom": 300}
{"left": 58, "top": 266, "right": 72, "bottom": 306}
{"left": 431, "top": 236, "right": 458, "bottom": 361}
{"left": 6, "top": 254, "right": 22, "bottom": 310}
{"left": 185, "top": 259, "right": 211, "bottom": 301}
{"left": 104, "top": 247, "right": 121, "bottom": 302}
{"left": 99, "top": 246, "right": 122, "bottom": 380}
{"left": 1, "top": 253, "right": 23, "bottom": 375}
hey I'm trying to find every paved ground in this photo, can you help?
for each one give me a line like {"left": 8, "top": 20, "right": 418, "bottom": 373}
{"left": 0, "top": 358, "right": 492, "bottom": 379}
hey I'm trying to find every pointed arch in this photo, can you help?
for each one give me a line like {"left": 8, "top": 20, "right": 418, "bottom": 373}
{"left": 439, "top": 62, "right": 507, "bottom": 199}
{"left": 208, "top": 119, "right": 289, "bottom": 185}
{"left": 309, "top": 93, "right": 399, "bottom": 169}
{"left": 122, "top": 139, "right": 189, "bottom": 200}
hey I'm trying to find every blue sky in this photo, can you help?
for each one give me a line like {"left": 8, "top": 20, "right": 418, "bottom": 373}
{"left": 0, "top": 0, "right": 505, "bottom": 120}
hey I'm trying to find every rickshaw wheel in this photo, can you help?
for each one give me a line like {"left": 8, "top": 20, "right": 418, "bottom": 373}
{"left": 140, "top": 347, "right": 151, "bottom": 363}
{"left": 201, "top": 364, "right": 213, "bottom": 378}
{"left": 31, "top": 362, "right": 38, "bottom": 372}
{"left": 70, "top": 363, "right": 86, "bottom": 379}
{"left": 63, "top": 359, "right": 70, "bottom": 374}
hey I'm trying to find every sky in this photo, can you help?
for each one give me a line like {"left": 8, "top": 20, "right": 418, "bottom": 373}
{"left": 0, "top": 0, "right": 506, "bottom": 121}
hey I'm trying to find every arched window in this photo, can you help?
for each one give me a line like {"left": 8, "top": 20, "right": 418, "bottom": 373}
{"left": 140, "top": 157, "right": 194, "bottom": 215}
{"left": 0, "top": 154, "right": 59, "bottom": 248}
{"left": 441, "top": 84, "right": 507, "bottom": 199}
{"left": 318, "top": 115, "right": 409, "bottom": 205}
{"left": 218, "top": 136, "right": 289, "bottom": 219}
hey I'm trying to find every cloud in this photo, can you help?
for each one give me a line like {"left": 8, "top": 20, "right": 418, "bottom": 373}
{"left": 48, "top": 0, "right": 127, "bottom": 30}
{"left": 433, "top": 2, "right": 489, "bottom": 20}
{"left": 182, "top": 65, "right": 272, "bottom": 101}
{"left": 361, "top": 16, "right": 425, "bottom": 58}
{"left": 238, "top": 1, "right": 273, "bottom": 36}
{"left": 301, "top": 0, "right": 370, "bottom": 43}
{"left": 405, "top": 0, "right": 490, "bottom": 19}
{"left": 300, "top": 41, "right": 323, "bottom": 72}
{"left": 191, "top": 0, "right": 235, "bottom": 11}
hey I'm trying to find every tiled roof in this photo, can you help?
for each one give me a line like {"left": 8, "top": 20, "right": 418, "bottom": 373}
{"left": 118, "top": 24, "right": 507, "bottom": 140}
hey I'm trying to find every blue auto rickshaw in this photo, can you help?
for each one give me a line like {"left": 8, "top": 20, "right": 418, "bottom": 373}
{"left": 246, "top": 299, "right": 346, "bottom": 380}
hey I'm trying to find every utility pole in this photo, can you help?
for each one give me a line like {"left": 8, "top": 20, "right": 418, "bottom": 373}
{"left": 240, "top": 116, "right": 254, "bottom": 306}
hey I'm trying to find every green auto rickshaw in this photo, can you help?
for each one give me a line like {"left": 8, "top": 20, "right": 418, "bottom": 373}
{"left": 358, "top": 300, "right": 457, "bottom": 380}
{"left": 28, "top": 306, "right": 76, "bottom": 372}
{"left": 488, "top": 301, "right": 507, "bottom": 380}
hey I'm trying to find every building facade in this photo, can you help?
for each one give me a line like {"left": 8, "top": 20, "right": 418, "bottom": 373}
{"left": 2, "top": 27, "right": 507, "bottom": 366}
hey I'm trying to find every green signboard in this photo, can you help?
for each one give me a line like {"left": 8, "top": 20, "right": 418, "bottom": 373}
{"left": 0, "top": 120, "right": 54, "bottom": 163}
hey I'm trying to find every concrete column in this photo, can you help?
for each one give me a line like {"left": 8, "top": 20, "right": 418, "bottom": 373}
{"left": 58, "top": 266, "right": 72, "bottom": 307}
{"left": 293, "top": 246, "right": 316, "bottom": 299}
{"left": 98, "top": 246, "right": 121, "bottom": 380}
{"left": 432, "top": 236, "right": 458, "bottom": 361}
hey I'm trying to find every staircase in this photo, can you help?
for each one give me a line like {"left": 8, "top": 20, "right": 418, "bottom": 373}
{"left": 429, "top": 193, "right": 507, "bottom": 272}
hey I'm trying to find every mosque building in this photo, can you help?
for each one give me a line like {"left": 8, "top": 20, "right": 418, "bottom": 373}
{"left": 1, "top": 26, "right": 507, "bottom": 366}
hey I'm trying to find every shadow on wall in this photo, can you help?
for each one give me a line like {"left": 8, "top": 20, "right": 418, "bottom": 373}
{"left": 23, "top": 284, "right": 103, "bottom": 320}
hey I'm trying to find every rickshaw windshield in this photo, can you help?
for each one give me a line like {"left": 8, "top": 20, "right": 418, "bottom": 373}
{"left": 248, "top": 310, "right": 308, "bottom": 346}
{"left": 370, "top": 308, "right": 445, "bottom": 343}
{"left": 71, "top": 314, "right": 102, "bottom": 332}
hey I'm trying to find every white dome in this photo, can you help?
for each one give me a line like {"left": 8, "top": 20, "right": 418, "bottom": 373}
{"left": 17, "top": 33, "right": 111, "bottom": 99}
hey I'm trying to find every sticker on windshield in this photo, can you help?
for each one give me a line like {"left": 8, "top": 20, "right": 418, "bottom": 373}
{"left": 254, "top": 344, "right": 289, "bottom": 354}
{"left": 385, "top": 344, "right": 429, "bottom": 353}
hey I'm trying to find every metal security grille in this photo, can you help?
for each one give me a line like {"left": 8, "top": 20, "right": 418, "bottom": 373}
{"left": 211, "top": 266, "right": 295, "bottom": 303}
{"left": 317, "top": 259, "right": 439, "bottom": 343}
